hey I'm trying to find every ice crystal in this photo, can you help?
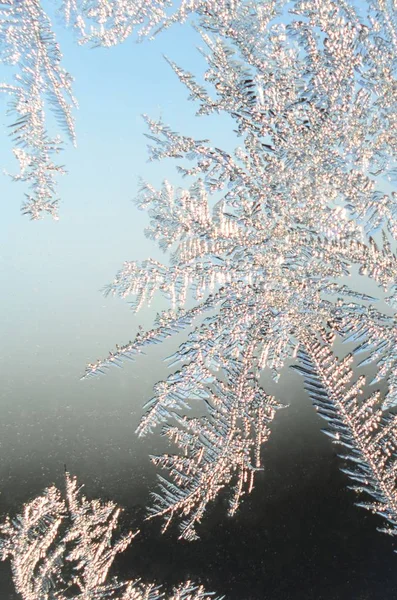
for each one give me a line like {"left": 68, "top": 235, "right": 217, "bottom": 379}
{"left": 0, "top": 0, "right": 77, "bottom": 219}
{"left": 0, "top": 0, "right": 237, "bottom": 218}
{"left": 84, "top": 0, "right": 397, "bottom": 543}
{"left": 0, "top": 471, "right": 223, "bottom": 600}
{"left": 60, "top": 0, "right": 239, "bottom": 47}
{"left": 146, "top": 325, "right": 283, "bottom": 541}
{"left": 0, "top": 471, "right": 136, "bottom": 599}
{"left": 294, "top": 329, "right": 397, "bottom": 538}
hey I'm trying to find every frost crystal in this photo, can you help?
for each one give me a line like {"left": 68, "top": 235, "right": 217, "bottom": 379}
{"left": 60, "top": 0, "right": 239, "bottom": 46}
{"left": 84, "top": 0, "right": 397, "bottom": 543}
{"left": 0, "top": 471, "right": 223, "bottom": 600}
{"left": 0, "top": 0, "right": 237, "bottom": 217}
{"left": 294, "top": 330, "right": 397, "bottom": 537}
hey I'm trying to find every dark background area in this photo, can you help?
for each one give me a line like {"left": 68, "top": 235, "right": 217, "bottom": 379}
{"left": 1, "top": 367, "right": 396, "bottom": 600}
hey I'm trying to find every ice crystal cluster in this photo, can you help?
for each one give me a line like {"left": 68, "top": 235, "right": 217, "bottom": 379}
{"left": 0, "top": 0, "right": 233, "bottom": 218}
{"left": 79, "top": 0, "right": 397, "bottom": 545}
{"left": 3, "top": 0, "right": 397, "bottom": 578}
{"left": 0, "top": 471, "right": 222, "bottom": 600}
{"left": 0, "top": 0, "right": 77, "bottom": 219}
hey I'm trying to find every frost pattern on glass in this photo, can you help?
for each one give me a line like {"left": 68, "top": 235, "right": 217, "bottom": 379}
{"left": 60, "top": 0, "right": 239, "bottom": 46}
{"left": 294, "top": 330, "right": 397, "bottom": 537}
{"left": 0, "top": 471, "right": 223, "bottom": 600}
{"left": 0, "top": 0, "right": 77, "bottom": 219}
{"left": 146, "top": 324, "right": 283, "bottom": 541}
{"left": 0, "top": 0, "right": 237, "bottom": 218}
{"left": 84, "top": 0, "right": 397, "bottom": 541}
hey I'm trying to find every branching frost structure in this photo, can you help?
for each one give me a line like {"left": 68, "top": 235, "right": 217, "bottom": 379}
{"left": 0, "top": 471, "right": 223, "bottom": 600}
{"left": 60, "top": 0, "right": 238, "bottom": 47}
{"left": 0, "top": 471, "right": 136, "bottom": 599}
{"left": 147, "top": 324, "right": 283, "bottom": 541}
{"left": 82, "top": 0, "right": 397, "bottom": 542}
{"left": 294, "top": 330, "right": 397, "bottom": 538}
{"left": 0, "top": 0, "right": 239, "bottom": 217}
{"left": 0, "top": 0, "right": 77, "bottom": 219}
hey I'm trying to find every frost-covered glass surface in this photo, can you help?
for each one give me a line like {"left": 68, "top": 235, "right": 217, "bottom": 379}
{"left": 2, "top": 1, "right": 397, "bottom": 599}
